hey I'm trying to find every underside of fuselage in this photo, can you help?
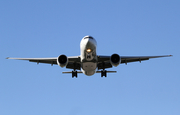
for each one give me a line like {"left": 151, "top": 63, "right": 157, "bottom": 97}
{"left": 80, "top": 36, "right": 97, "bottom": 76}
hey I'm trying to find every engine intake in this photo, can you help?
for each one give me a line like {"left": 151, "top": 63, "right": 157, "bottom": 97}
{"left": 57, "top": 55, "right": 68, "bottom": 67}
{"left": 110, "top": 54, "right": 121, "bottom": 67}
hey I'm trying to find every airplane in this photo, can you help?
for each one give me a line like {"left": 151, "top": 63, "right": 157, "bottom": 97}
{"left": 6, "top": 35, "right": 172, "bottom": 78}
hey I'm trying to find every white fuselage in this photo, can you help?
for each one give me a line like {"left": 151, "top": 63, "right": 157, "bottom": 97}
{"left": 80, "top": 36, "right": 97, "bottom": 76}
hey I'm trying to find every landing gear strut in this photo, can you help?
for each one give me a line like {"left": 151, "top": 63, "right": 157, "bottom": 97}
{"left": 72, "top": 71, "right": 77, "bottom": 78}
{"left": 101, "top": 70, "right": 107, "bottom": 77}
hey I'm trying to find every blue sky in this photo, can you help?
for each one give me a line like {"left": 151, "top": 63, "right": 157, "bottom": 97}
{"left": 0, "top": 0, "right": 179, "bottom": 115}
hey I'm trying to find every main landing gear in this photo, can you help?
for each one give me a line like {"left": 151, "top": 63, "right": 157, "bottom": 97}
{"left": 72, "top": 71, "right": 77, "bottom": 78}
{"left": 101, "top": 70, "right": 107, "bottom": 77}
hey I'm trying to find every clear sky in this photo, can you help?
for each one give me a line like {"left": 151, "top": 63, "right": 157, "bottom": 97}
{"left": 0, "top": 0, "right": 179, "bottom": 115}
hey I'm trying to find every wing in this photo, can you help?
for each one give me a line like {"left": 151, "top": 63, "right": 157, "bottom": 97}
{"left": 120, "top": 55, "right": 172, "bottom": 64}
{"left": 97, "top": 55, "right": 113, "bottom": 69}
{"left": 6, "top": 57, "right": 57, "bottom": 65}
{"left": 6, "top": 56, "right": 81, "bottom": 70}
{"left": 97, "top": 55, "right": 172, "bottom": 69}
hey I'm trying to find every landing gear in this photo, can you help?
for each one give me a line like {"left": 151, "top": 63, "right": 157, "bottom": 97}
{"left": 101, "top": 70, "right": 107, "bottom": 77}
{"left": 72, "top": 71, "right": 77, "bottom": 78}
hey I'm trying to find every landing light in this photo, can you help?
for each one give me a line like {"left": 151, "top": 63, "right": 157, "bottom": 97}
{"left": 86, "top": 49, "right": 91, "bottom": 53}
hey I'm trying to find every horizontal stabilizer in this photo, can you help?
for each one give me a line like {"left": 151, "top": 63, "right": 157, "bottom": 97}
{"left": 62, "top": 71, "right": 117, "bottom": 74}
{"left": 62, "top": 71, "right": 83, "bottom": 74}
{"left": 96, "top": 71, "right": 117, "bottom": 73}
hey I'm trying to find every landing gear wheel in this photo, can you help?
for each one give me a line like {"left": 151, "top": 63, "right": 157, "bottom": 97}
{"left": 72, "top": 71, "right": 77, "bottom": 78}
{"left": 101, "top": 70, "right": 107, "bottom": 77}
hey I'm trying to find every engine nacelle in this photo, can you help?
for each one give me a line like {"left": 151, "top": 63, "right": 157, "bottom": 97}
{"left": 57, "top": 55, "right": 68, "bottom": 67}
{"left": 110, "top": 54, "right": 121, "bottom": 67}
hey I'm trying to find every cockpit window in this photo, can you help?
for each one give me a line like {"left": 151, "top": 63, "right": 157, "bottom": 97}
{"left": 89, "top": 36, "right": 93, "bottom": 39}
{"left": 84, "top": 36, "right": 94, "bottom": 39}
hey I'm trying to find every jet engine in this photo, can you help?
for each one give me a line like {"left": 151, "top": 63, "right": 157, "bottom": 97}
{"left": 110, "top": 54, "right": 121, "bottom": 67}
{"left": 57, "top": 55, "right": 68, "bottom": 67}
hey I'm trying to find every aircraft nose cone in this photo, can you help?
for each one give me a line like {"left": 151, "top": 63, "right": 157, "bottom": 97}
{"left": 82, "top": 36, "right": 94, "bottom": 44}
{"left": 87, "top": 38, "right": 96, "bottom": 47}
{"left": 80, "top": 35, "right": 97, "bottom": 49}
